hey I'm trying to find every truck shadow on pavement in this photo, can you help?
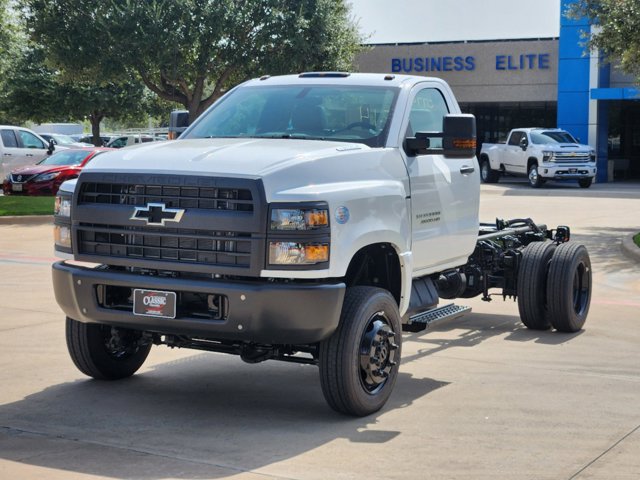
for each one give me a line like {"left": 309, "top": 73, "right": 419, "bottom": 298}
{"left": 0, "top": 312, "right": 583, "bottom": 479}
{"left": 486, "top": 179, "right": 640, "bottom": 200}
{"left": 403, "top": 311, "right": 582, "bottom": 366}
{"left": 0, "top": 351, "right": 447, "bottom": 479}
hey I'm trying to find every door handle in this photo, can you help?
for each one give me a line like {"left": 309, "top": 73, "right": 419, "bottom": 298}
{"left": 26, "top": 154, "right": 34, "bottom": 157}
{"left": 460, "top": 165, "right": 475, "bottom": 175}
{"left": 2, "top": 153, "right": 11, "bottom": 156}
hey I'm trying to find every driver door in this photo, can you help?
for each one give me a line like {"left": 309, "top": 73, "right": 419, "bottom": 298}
{"left": 400, "top": 84, "right": 480, "bottom": 274}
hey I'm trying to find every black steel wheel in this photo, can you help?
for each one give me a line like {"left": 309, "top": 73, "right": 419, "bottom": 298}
{"left": 319, "top": 287, "right": 402, "bottom": 416}
{"left": 517, "top": 241, "right": 556, "bottom": 330}
{"left": 66, "top": 317, "right": 152, "bottom": 380}
{"left": 528, "top": 163, "right": 545, "bottom": 188}
{"left": 546, "top": 243, "right": 592, "bottom": 332}
{"left": 480, "top": 158, "right": 500, "bottom": 183}
{"left": 578, "top": 177, "right": 593, "bottom": 188}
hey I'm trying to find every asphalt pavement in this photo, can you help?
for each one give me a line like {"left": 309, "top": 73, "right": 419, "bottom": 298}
{"left": 0, "top": 179, "right": 639, "bottom": 480}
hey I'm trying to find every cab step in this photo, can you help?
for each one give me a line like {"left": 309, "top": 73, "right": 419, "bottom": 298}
{"left": 407, "top": 303, "right": 471, "bottom": 330}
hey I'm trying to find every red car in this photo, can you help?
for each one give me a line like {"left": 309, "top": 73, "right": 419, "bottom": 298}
{"left": 3, "top": 147, "right": 113, "bottom": 196}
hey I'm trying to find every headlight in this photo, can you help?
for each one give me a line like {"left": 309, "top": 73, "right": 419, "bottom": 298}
{"left": 35, "top": 172, "right": 61, "bottom": 182}
{"left": 269, "top": 242, "right": 329, "bottom": 265}
{"left": 590, "top": 151, "right": 596, "bottom": 162}
{"left": 54, "top": 194, "right": 72, "bottom": 217}
{"left": 271, "top": 207, "right": 329, "bottom": 231}
{"left": 542, "top": 151, "right": 554, "bottom": 162}
{"left": 53, "top": 225, "right": 72, "bottom": 249}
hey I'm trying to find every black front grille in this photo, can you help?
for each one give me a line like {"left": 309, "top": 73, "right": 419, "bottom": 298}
{"left": 11, "top": 174, "right": 35, "bottom": 182}
{"left": 72, "top": 173, "right": 266, "bottom": 275}
{"left": 78, "top": 224, "right": 251, "bottom": 267}
{"left": 79, "top": 182, "right": 253, "bottom": 212}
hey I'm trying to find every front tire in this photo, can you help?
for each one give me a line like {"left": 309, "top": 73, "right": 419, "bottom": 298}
{"left": 319, "top": 287, "right": 402, "bottom": 416}
{"left": 546, "top": 243, "right": 592, "bottom": 332}
{"left": 528, "top": 163, "right": 545, "bottom": 188}
{"left": 578, "top": 177, "right": 593, "bottom": 188}
{"left": 66, "top": 317, "right": 152, "bottom": 380}
{"left": 480, "top": 158, "right": 500, "bottom": 183}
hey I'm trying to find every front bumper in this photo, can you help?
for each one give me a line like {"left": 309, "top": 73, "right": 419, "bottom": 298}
{"left": 52, "top": 261, "right": 345, "bottom": 344}
{"left": 2, "top": 179, "right": 58, "bottom": 196}
{"left": 539, "top": 163, "right": 596, "bottom": 180}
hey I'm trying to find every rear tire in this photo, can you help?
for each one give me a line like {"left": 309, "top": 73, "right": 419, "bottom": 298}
{"left": 517, "top": 241, "right": 556, "bottom": 330}
{"left": 578, "top": 177, "right": 593, "bottom": 188}
{"left": 528, "top": 163, "right": 545, "bottom": 188}
{"left": 480, "top": 158, "right": 500, "bottom": 183}
{"left": 66, "top": 317, "right": 152, "bottom": 380}
{"left": 546, "top": 244, "right": 592, "bottom": 332}
{"left": 319, "top": 287, "right": 402, "bottom": 416}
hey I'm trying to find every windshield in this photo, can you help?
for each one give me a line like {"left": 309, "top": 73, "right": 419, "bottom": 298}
{"left": 39, "top": 149, "right": 91, "bottom": 166}
{"left": 50, "top": 134, "right": 78, "bottom": 145}
{"left": 531, "top": 131, "right": 577, "bottom": 144}
{"left": 184, "top": 84, "right": 399, "bottom": 147}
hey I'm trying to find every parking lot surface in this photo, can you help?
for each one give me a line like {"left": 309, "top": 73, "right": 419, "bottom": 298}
{"left": 1, "top": 180, "right": 639, "bottom": 479}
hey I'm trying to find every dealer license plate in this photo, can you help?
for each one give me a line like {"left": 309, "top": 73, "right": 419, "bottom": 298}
{"left": 12, "top": 183, "right": 22, "bottom": 192}
{"left": 569, "top": 168, "right": 577, "bottom": 174}
{"left": 133, "top": 289, "right": 176, "bottom": 319}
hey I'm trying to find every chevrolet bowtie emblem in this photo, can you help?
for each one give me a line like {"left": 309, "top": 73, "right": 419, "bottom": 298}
{"left": 131, "top": 203, "right": 185, "bottom": 226}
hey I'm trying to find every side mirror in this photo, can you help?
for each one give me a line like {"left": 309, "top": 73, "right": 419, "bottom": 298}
{"left": 405, "top": 114, "right": 476, "bottom": 157}
{"left": 168, "top": 110, "right": 190, "bottom": 140}
{"left": 519, "top": 137, "right": 528, "bottom": 150}
{"left": 47, "top": 139, "right": 55, "bottom": 154}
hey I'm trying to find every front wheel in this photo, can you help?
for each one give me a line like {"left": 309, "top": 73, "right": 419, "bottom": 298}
{"left": 528, "top": 164, "right": 545, "bottom": 188}
{"left": 66, "top": 317, "right": 152, "bottom": 380}
{"left": 480, "top": 159, "right": 500, "bottom": 183}
{"left": 319, "top": 287, "right": 402, "bottom": 416}
{"left": 578, "top": 177, "right": 593, "bottom": 188}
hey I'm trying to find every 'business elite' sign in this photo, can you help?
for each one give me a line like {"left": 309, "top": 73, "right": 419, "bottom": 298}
{"left": 391, "top": 53, "right": 551, "bottom": 73}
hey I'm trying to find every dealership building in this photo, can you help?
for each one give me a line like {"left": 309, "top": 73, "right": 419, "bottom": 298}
{"left": 353, "top": 0, "right": 639, "bottom": 181}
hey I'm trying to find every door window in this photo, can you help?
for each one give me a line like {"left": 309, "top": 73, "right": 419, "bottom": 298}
{"left": 508, "top": 131, "right": 524, "bottom": 146}
{"left": 18, "top": 130, "right": 46, "bottom": 149}
{"left": 1, "top": 129, "right": 19, "bottom": 148}
{"left": 406, "top": 88, "right": 449, "bottom": 148}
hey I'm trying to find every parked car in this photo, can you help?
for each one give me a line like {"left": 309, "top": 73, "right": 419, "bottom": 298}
{"left": 106, "top": 134, "right": 157, "bottom": 148}
{"left": 0, "top": 125, "right": 61, "bottom": 178}
{"left": 77, "top": 134, "right": 118, "bottom": 147}
{"left": 3, "top": 147, "right": 113, "bottom": 196}
{"left": 39, "top": 133, "right": 93, "bottom": 148}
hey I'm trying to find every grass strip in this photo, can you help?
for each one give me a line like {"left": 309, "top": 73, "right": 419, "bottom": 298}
{"left": 0, "top": 196, "right": 55, "bottom": 216}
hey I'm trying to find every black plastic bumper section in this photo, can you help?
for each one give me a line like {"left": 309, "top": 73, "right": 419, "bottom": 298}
{"left": 52, "top": 261, "right": 345, "bottom": 344}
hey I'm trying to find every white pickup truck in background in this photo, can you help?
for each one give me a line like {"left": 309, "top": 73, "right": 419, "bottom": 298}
{"left": 479, "top": 128, "right": 597, "bottom": 188}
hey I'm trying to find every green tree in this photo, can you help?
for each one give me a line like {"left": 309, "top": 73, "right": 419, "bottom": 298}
{"left": 0, "top": 0, "right": 25, "bottom": 123}
{"left": 570, "top": 0, "right": 640, "bottom": 79}
{"left": 22, "top": 0, "right": 364, "bottom": 122}
{"left": 1, "top": 45, "right": 149, "bottom": 145}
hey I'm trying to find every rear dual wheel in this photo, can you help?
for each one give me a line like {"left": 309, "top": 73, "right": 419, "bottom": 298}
{"left": 517, "top": 242, "right": 591, "bottom": 333}
{"left": 546, "top": 243, "right": 592, "bottom": 332}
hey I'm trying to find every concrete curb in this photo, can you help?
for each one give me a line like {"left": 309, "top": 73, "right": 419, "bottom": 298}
{"left": 0, "top": 215, "right": 53, "bottom": 225}
{"left": 621, "top": 233, "right": 640, "bottom": 262}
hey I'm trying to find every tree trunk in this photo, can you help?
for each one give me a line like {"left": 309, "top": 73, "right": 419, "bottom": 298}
{"left": 89, "top": 112, "right": 104, "bottom": 146}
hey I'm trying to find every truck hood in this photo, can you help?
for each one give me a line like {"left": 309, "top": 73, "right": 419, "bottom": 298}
{"left": 83, "top": 138, "right": 368, "bottom": 177}
{"left": 540, "top": 143, "right": 592, "bottom": 152}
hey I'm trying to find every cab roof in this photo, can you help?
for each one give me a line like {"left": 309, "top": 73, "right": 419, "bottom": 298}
{"left": 243, "top": 72, "right": 444, "bottom": 89}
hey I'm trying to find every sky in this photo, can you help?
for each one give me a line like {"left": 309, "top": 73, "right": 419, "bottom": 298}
{"left": 347, "top": 0, "right": 562, "bottom": 44}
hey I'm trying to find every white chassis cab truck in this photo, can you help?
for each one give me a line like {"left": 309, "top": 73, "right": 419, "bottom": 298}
{"left": 52, "top": 73, "right": 592, "bottom": 416}
{"left": 479, "top": 128, "right": 597, "bottom": 188}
